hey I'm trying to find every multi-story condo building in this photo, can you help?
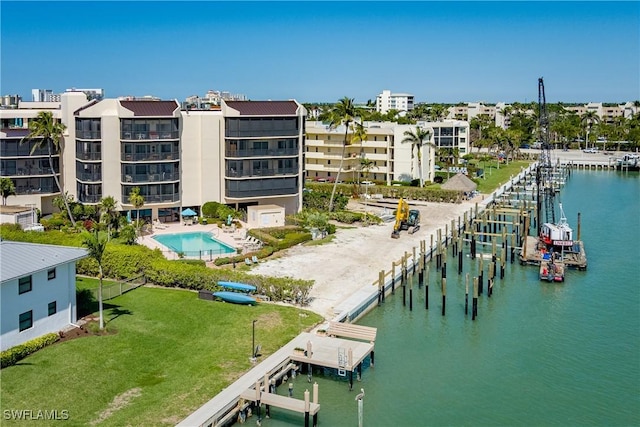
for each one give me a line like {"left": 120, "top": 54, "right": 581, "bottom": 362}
{"left": 1, "top": 92, "right": 306, "bottom": 221}
{"left": 375, "top": 90, "right": 415, "bottom": 115}
{"left": 305, "top": 120, "right": 469, "bottom": 185}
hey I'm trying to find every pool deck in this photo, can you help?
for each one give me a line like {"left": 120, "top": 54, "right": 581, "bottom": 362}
{"left": 138, "top": 220, "right": 250, "bottom": 260}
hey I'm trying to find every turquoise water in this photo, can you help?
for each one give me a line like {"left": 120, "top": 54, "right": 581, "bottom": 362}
{"left": 152, "top": 232, "right": 235, "bottom": 256}
{"left": 263, "top": 170, "right": 640, "bottom": 426}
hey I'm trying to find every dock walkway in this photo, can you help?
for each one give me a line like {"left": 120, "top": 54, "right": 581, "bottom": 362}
{"left": 178, "top": 331, "right": 375, "bottom": 427}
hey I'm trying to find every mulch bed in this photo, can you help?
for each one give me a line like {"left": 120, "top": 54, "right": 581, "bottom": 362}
{"left": 56, "top": 316, "right": 115, "bottom": 344}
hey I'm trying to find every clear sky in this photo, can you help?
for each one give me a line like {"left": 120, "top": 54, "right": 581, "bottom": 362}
{"left": 2, "top": 1, "right": 638, "bottom": 104}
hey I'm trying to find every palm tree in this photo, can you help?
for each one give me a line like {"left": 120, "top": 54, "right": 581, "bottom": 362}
{"left": 359, "top": 156, "right": 378, "bottom": 214}
{"left": 98, "top": 195, "right": 119, "bottom": 240}
{"left": 581, "top": 111, "right": 600, "bottom": 148}
{"left": 327, "top": 97, "right": 360, "bottom": 212}
{"left": 20, "top": 111, "right": 75, "bottom": 226}
{"left": 82, "top": 229, "right": 108, "bottom": 330}
{"left": 401, "top": 126, "right": 433, "bottom": 187}
{"left": 0, "top": 177, "right": 16, "bottom": 206}
{"left": 128, "top": 187, "right": 145, "bottom": 237}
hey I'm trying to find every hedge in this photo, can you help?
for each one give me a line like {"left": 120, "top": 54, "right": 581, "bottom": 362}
{"left": 305, "top": 182, "right": 463, "bottom": 203}
{"left": 1, "top": 333, "right": 60, "bottom": 368}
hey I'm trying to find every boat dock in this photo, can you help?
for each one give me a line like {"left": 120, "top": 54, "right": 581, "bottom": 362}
{"left": 178, "top": 327, "right": 376, "bottom": 427}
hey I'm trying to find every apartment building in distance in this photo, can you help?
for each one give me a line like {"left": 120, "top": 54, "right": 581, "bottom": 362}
{"left": 0, "top": 92, "right": 306, "bottom": 221}
{"left": 376, "top": 90, "right": 415, "bottom": 115}
{"left": 305, "top": 119, "right": 469, "bottom": 185}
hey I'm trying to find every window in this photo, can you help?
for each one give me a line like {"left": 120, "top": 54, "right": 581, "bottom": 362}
{"left": 48, "top": 268, "right": 56, "bottom": 280}
{"left": 48, "top": 301, "right": 57, "bottom": 316}
{"left": 18, "top": 276, "right": 32, "bottom": 294}
{"left": 19, "top": 310, "right": 33, "bottom": 331}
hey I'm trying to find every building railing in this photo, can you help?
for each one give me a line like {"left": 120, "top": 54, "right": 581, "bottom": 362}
{"left": 78, "top": 194, "right": 102, "bottom": 203}
{"left": 226, "top": 187, "right": 298, "bottom": 198}
{"left": 76, "top": 130, "right": 102, "bottom": 139}
{"left": 77, "top": 172, "right": 102, "bottom": 182}
{"left": 226, "top": 148, "right": 299, "bottom": 158}
{"left": 121, "top": 192, "right": 180, "bottom": 204}
{"left": 16, "top": 185, "right": 57, "bottom": 195}
{"left": 121, "top": 131, "right": 179, "bottom": 140}
{"left": 121, "top": 152, "right": 180, "bottom": 162}
{"left": 122, "top": 172, "right": 179, "bottom": 183}
{"left": 76, "top": 152, "right": 102, "bottom": 161}
{"left": 226, "top": 167, "right": 298, "bottom": 178}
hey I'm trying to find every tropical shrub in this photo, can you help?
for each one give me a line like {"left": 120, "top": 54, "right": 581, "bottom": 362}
{"left": 1, "top": 333, "right": 59, "bottom": 368}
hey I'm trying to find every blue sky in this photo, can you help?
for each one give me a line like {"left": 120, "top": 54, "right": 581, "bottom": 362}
{"left": 2, "top": 1, "right": 638, "bottom": 104}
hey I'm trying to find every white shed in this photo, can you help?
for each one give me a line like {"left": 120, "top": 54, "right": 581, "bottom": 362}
{"left": 246, "top": 204, "right": 285, "bottom": 229}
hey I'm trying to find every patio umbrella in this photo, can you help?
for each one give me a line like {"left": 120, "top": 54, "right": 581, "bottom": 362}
{"left": 181, "top": 208, "right": 197, "bottom": 217}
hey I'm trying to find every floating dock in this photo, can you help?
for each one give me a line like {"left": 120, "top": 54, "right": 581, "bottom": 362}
{"left": 519, "top": 236, "right": 587, "bottom": 270}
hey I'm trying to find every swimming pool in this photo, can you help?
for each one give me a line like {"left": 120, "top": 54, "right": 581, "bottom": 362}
{"left": 153, "top": 232, "right": 236, "bottom": 257}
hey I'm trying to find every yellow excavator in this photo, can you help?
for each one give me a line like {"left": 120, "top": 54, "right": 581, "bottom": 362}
{"left": 391, "top": 198, "right": 420, "bottom": 238}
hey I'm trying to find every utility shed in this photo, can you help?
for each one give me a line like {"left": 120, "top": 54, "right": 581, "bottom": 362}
{"left": 0, "top": 205, "right": 36, "bottom": 228}
{"left": 247, "top": 204, "right": 285, "bottom": 229}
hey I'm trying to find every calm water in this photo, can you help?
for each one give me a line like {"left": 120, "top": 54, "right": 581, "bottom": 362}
{"left": 263, "top": 170, "right": 640, "bottom": 427}
{"left": 152, "top": 231, "right": 235, "bottom": 256}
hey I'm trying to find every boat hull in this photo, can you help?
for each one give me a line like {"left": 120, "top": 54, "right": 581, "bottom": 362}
{"left": 217, "top": 281, "right": 257, "bottom": 292}
{"left": 212, "top": 291, "right": 257, "bottom": 305}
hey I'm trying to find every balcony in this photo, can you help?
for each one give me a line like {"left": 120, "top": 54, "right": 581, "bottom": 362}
{"left": 77, "top": 172, "right": 102, "bottom": 182}
{"left": 226, "top": 167, "right": 298, "bottom": 179}
{"left": 121, "top": 131, "right": 179, "bottom": 140}
{"left": 76, "top": 152, "right": 102, "bottom": 161}
{"left": 226, "top": 148, "right": 299, "bottom": 158}
{"left": 78, "top": 194, "right": 102, "bottom": 203}
{"left": 76, "top": 130, "right": 101, "bottom": 139}
{"left": 123, "top": 172, "right": 179, "bottom": 183}
{"left": 122, "top": 192, "right": 180, "bottom": 204}
{"left": 121, "top": 152, "right": 180, "bottom": 162}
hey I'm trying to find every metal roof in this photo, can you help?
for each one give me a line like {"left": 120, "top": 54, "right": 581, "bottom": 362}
{"left": 224, "top": 101, "right": 299, "bottom": 116}
{"left": 120, "top": 100, "right": 179, "bottom": 116}
{"left": 0, "top": 241, "right": 88, "bottom": 283}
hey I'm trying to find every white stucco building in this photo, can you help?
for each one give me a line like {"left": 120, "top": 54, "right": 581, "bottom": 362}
{"left": 375, "top": 90, "right": 415, "bottom": 115}
{"left": 0, "top": 241, "right": 88, "bottom": 351}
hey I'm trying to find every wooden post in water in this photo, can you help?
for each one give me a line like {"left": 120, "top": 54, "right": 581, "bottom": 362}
{"left": 378, "top": 271, "right": 383, "bottom": 305}
{"left": 409, "top": 277, "right": 413, "bottom": 311}
{"left": 442, "top": 251, "right": 447, "bottom": 280}
{"left": 451, "top": 219, "right": 457, "bottom": 256}
{"left": 465, "top": 273, "right": 469, "bottom": 315}
{"left": 441, "top": 277, "right": 446, "bottom": 316}
{"left": 313, "top": 382, "right": 319, "bottom": 426}
{"left": 488, "top": 263, "right": 494, "bottom": 297}
{"left": 510, "top": 231, "right": 516, "bottom": 264}
{"left": 472, "top": 277, "right": 478, "bottom": 320}
{"left": 391, "top": 263, "right": 396, "bottom": 294}
{"left": 425, "top": 265, "right": 430, "bottom": 310}
{"left": 478, "top": 256, "right": 484, "bottom": 295}
{"left": 577, "top": 212, "right": 582, "bottom": 241}
{"left": 304, "top": 389, "right": 310, "bottom": 427}
{"left": 436, "top": 229, "right": 442, "bottom": 269}
{"left": 500, "top": 247, "right": 506, "bottom": 279}
{"left": 471, "top": 226, "right": 477, "bottom": 259}
{"left": 402, "top": 252, "right": 408, "bottom": 284}
{"left": 430, "top": 234, "right": 434, "bottom": 264}
{"left": 458, "top": 234, "right": 463, "bottom": 274}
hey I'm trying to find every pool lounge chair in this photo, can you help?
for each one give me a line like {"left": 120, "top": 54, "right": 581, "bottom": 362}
{"left": 244, "top": 258, "right": 252, "bottom": 266}
{"left": 251, "top": 255, "right": 259, "bottom": 264}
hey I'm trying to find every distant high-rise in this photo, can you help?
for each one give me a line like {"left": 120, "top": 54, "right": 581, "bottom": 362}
{"left": 376, "top": 90, "right": 414, "bottom": 115}
{"left": 65, "top": 88, "right": 104, "bottom": 101}
{"left": 31, "top": 89, "right": 55, "bottom": 102}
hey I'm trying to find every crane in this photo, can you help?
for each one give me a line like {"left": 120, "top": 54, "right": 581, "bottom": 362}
{"left": 536, "top": 77, "right": 556, "bottom": 235}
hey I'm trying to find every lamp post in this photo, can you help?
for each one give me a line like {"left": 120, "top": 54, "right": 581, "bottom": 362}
{"left": 251, "top": 319, "right": 257, "bottom": 362}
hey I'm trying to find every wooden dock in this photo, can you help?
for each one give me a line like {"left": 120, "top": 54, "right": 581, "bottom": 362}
{"left": 178, "top": 330, "right": 376, "bottom": 427}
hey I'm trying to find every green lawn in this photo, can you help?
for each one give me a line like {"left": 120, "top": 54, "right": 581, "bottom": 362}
{"left": 0, "top": 287, "right": 322, "bottom": 426}
{"left": 474, "top": 160, "right": 531, "bottom": 193}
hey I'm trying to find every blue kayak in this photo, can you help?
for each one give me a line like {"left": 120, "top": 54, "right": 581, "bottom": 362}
{"left": 213, "top": 291, "right": 257, "bottom": 305}
{"left": 218, "top": 281, "right": 257, "bottom": 292}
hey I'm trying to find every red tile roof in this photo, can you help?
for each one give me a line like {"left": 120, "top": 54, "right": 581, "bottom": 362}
{"left": 120, "top": 100, "right": 179, "bottom": 116}
{"left": 225, "top": 101, "right": 299, "bottom": 116}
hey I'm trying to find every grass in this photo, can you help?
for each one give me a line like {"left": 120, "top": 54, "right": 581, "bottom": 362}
{"left": 0, "top": 286, "right": 322, "bottom": 426}
{"left": 474, "top": 160, "right": 531, "bottom": 193}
